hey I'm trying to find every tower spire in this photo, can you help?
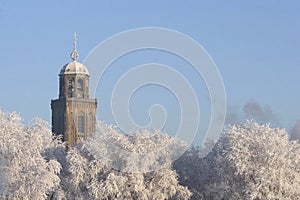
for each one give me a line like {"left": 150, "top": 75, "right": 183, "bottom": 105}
{"left": 70, "top": 32, "right": 79, "bottom": 61}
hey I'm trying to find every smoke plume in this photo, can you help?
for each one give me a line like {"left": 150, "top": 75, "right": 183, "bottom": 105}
{"left": 290, "top": 120, "right": 300, "bottom": 141}
{"left": 243, "top": 101, "right": 278, "bottom": 126}
{"left": 225, "top": 105, "right": 240, "bottom": 125}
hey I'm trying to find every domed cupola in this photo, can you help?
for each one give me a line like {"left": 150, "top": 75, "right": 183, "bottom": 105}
{"left": 60, "top": 61, "right": 89, "bottom": 75}
{"left": 59, "top": 32, "right": 89, "bottom": 76}
{"left": 58, "top": 33, "right": 90, "bottom": 99}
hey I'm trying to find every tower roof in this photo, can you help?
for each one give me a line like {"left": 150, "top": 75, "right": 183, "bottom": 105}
{"left": 60, "top": 33, "right": 89, "bottom": 76}
{"left": 60, "top": 61, "right": 89, "bottom": 75}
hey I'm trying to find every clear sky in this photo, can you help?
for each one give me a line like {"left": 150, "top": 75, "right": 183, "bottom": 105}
{"left": 0, "top": 1, "right": 300, "bottom": 141}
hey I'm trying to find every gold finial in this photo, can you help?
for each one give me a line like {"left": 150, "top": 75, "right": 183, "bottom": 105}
{"left": 70, "top": 32, "right": 79, "bottom": 61}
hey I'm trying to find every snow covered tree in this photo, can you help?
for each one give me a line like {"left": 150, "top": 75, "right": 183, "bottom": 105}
{"left": 174, "top": 138, "right": 245, "bottom": 200}
{"left": 4, "top": 108, "right": 299, "bottom": 199}
{"left": 175, "top": 121, "right": 300, "bottom": 199}
{"left": 226, "top": 121, "right": 300, "bottom": 199}
{"left": 0, "top": 110, "right": 62, "bottom": 200}
{"left": 63, "top": 122, "right": 191, "bottom": 200}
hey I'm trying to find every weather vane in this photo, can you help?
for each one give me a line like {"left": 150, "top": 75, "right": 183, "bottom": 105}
{"left": 70, "top": 32, "right": 79, "bottom": 61}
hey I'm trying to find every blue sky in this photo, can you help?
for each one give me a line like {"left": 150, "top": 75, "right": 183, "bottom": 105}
{"left": 0, "top": 1, "right": 300, "bottom": 141}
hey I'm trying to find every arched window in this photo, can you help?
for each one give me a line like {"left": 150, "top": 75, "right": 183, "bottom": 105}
{"left": 77, "top": 112, "right": 85, "bottom": 138}
{"left": 68, "top": 79, "right": 74, "bottom": 97}
{"left": 77, "top": 79, "right": 83, "bottom": 91}
{"left": 77, "top": 79, "right": 84, "bottom": 98}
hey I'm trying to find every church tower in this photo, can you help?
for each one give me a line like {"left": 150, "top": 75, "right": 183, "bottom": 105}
{"left": 51, "top": 33, "right": 97, "bottom": 146}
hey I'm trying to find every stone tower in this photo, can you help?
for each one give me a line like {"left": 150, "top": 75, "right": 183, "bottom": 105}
{"left": 51, "top": 33, "right": 97, "bottom": 146}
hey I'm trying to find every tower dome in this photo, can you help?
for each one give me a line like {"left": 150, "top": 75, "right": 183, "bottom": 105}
{"left": 60, "top": 61, "right": 89, "bottom": 75}
{"left": 59, "top": 32, "right": 89, "bottom": 76}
